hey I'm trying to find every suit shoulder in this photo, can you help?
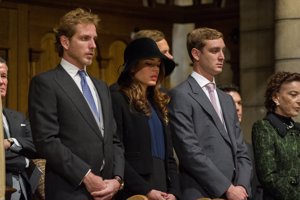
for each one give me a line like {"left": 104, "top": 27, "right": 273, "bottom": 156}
{"left": 169, "top": 80, "right": 190, "bottom": 95}
{"left": 3, "top": 108, "right": 26, "bottom": 119}
{"left": 31, "top": 67, "right": 58, "bottom": 82}
{"left": 111, "top": 91, "right": 127, "bottom": 102}
{"left": 90, "top": 76, "right": 109, "bottom": 89}
{"left": 252, "top": 119, "right": 270, "bottom": 127}
{"left": 252, "top": 119, "right": 274, "bottom": 135}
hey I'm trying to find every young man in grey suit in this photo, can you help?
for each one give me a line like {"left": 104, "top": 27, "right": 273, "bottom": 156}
{"left": 168, "top": 27, "right": 252, "bottom": 200}
{"left": 1, "top": 57, "right": 38, "bottom": 200}
{"left": 28, "top": 8, "right": 124, "bottom": 200}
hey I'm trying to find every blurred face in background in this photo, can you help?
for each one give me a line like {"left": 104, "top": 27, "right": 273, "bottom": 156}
{"left": 0, "top": 62, "right": 8, "bottom": 98}
{"left": 227, "top": 91, "right": 243, "bottom": 122}
{"left": 156, "top": 39, "right": 173, "bottom": 60}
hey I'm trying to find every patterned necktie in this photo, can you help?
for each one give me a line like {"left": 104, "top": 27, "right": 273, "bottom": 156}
{"left": 78, "top": 70, "right": 100, "bottom": 121}
{"left": 206, "top": 82, "right": 223, "bottom": 121}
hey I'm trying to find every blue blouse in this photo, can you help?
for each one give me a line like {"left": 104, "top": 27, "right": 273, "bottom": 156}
{"left": 148, "top": 106, "right": 165, "bottom": 160}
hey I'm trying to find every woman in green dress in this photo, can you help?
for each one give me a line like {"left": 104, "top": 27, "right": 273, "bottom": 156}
{"left": 252, "top": 71, "right": 300, "bottom": 200}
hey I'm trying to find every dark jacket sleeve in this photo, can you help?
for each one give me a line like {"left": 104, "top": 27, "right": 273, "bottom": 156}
{"left": 164, "top": 124, "right": 181, "bottom": 199}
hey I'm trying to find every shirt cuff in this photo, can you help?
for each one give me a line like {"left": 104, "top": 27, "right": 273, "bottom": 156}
{"left": 79, "top": 169, "right": 91, "bottom": 185}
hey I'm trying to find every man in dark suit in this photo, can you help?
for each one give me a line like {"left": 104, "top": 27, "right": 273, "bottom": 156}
{"left": 0, "top": 57, "right": 38, "bottom": 200}
{"left": 28, "top": 8, "right": 124, "bottom": 200}
{"left": 168, "top": 27, "right": 252, "bottom": 200}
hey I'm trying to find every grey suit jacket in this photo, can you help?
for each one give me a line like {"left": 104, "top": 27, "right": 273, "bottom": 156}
{"left": 29, "top": 65, "right": 124, "bottom": 200}
{"left": 169, "top": 76, "right": 252, "bottom": 200}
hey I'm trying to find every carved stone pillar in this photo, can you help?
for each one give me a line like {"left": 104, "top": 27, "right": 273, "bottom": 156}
{"left": 275, "top": 0, "right": 300, "bottom": 121}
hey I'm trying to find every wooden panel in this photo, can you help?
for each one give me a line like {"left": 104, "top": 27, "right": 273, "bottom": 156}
{"left": 104, "top": 40, "right": 126, "bottom": 85}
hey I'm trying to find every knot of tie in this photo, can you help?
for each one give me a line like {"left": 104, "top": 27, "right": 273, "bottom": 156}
{"left": 205, "top": 82, "right": 224, "bottom": 122}
{"left": 206, "top": 82, "right": 215, "bottom": 93}
{"left": 78, "top": 70, "right": 86, "bottom": 79}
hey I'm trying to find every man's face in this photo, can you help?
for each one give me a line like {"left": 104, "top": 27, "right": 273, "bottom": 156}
{"left": 61, "top": 23, "right": 97, "bottom": 69}
{"left": 156, "top": 39, "right": 173, "bottom": 60}
{"left": 0, "top": 63, "right": 8, "bottom": 98}
{"left": 195, "top": 38, "right": 225, "bottom": 80}
{"left": 228, "top": 91, "right": 243, "bottom": 122}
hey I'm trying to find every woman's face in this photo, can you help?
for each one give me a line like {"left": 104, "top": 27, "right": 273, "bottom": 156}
{"left": 133, "top": 58, "right": 161, "bottom": 90}
{"left": 273, "top": 81, "right": 300, "bottom": 117}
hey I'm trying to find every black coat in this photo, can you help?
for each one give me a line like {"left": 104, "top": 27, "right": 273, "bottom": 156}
{"left": 111, "top": 91, "right": 180, "bottom": 199}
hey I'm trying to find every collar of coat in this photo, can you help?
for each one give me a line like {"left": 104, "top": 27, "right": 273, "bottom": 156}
{"left": 265, "top": 112, "right": 300, "bottom": 137}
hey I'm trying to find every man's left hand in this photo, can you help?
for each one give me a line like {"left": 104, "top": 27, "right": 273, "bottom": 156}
{"left": 91, "top": 179, "right": 120, "bottom": 200}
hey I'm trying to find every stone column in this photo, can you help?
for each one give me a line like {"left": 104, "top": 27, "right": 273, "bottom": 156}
{"left": 239, "top": 0, "right": 274, "bottom": 142}
{"left": 275, "top": 0, "right": 300, "bottom": 121}
{"left": 171, "top": 23, "right": 195, "bottom": 87}
{"left": 275, "top": 0, "right": 300, "bottom": 72}
{"left": 170, "top": 0, "right": 194, "bottom": 88}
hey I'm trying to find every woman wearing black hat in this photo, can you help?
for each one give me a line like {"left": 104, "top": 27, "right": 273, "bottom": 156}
{"left": 111, "top": 38, "right": 180, "bottom": 200}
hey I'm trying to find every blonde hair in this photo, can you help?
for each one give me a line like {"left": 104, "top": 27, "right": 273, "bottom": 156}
{"left": 54, "top": 8, "right": 100, "bottom": 57}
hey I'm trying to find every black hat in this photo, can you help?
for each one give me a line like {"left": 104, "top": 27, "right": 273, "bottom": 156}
{"left": 122, "top": 38, "right": 175, "bottom": 77}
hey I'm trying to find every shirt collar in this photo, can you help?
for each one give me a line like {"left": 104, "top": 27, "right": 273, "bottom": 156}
{"left": 191, "top": 71, "right": 216, "bottom": 88}
{"left": 60, "top": 58, "right": 87, "bottom": 78}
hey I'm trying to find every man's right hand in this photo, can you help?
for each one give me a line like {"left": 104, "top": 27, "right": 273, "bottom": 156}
{"left": 4, "top": 139, "right": 11, "bottom": 150}
{"left": 226, "top": 184, "right": 248, "bottom": 200}
{"left": 83, "top": 171, "right": 106, "bottom": 193}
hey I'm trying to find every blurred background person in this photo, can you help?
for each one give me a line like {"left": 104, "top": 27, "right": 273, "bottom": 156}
{"left": 218, "top": 84, "right": 242, "bottom": 122}
{"left": 111, "top": 38, "right": 180, "bottom": 200}
{"left": 133, "top": 29, "right": 174, "bottom": 61}
{"left": 219, "top": 83, "right": 263, "bottom": 200}
{"left": 1, "top": 57, "right": 39, "bottom": 200}
{"left": 252, "top": 71, "right": 300, "bottom": 200}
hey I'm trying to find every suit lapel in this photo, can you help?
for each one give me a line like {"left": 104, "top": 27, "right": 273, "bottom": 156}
{"left": 218, "top": 90, "right": 237, "bottom": 150}
{"left": 90, "top": 77, "right": 110, "bottom": 142}
{"left": 54, "top": 65, "right": 103, "bottom": 138}
{"left": 187, "top": 76, "right": 231, "bottom": 144}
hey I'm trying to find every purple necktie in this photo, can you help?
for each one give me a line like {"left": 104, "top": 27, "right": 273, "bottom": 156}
{"left": 78, "top": 70, "right": 100, "bottom": 122}
{"left": 206, "top": 83, "right": 223, "bottom": 121}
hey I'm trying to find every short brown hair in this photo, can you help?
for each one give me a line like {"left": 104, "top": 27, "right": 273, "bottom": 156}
{"left": 265, "top": 71, "right": 300, "bottom": 112}
{"left": 54, "top": 8, "right": 100, "bottom": 57}
{"left": 133, "top": 29, "right": 165, "bottom": 42}
{"left": 187, "top": 27, "right": 223, "bottom": 60}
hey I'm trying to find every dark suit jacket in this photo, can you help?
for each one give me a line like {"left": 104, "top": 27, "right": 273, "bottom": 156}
{"left": 4, "top": 108, "right": 37, "bottom": 198}
{"left": 29, "top": 65, "right": 124, "bottom": 200}
{"left": 169, "top": 76, "right": 252, "bottom": 200}
{"left": 111, "top": 91, "right": 180, "bottom": 199}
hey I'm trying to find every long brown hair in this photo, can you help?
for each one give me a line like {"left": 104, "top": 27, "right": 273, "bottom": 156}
{"left": 118, "top": 60, "right": 170, "bottom": 124}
